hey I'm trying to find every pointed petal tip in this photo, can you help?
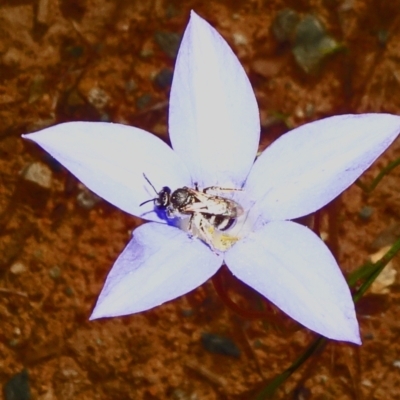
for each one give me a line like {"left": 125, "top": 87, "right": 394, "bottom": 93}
{"left": 88, "top": 223, "right": 221, "bottom": 319}
{"left": 189, "top": 10, "right": 204, "bottom": 23}
{"left": 22, "top": 130, "right": 45, "bottom": 142}
{"left": 226, "top": 221, "right": 362, "bottom": 344}
{"left": 170, "top": 8, "right": 260, "bottom": 187}
{"left": 89, "top": 307, "right": 115, "bottom": 321}
{"left": 88, "top": 311, "right": 99, "bottom": 321}
{"left": 248, "top": 112, "right": 400, "bottom": 221}
{"left": 328, "top": 321, "right": 361, "bottom": 345}
{"left": 21, "top": 122, "right": 192, "bottom": 222}
{"left": 352, "top": 335, "right": 362, "bottom": 346}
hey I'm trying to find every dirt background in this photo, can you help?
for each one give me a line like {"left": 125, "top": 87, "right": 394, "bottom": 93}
{"left": 1, "top": 0, "right": 400, "bottom": 399}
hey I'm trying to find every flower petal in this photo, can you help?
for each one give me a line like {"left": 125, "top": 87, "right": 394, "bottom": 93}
{"left": 169, "top": 11, "right": 260, "bottom": 188}
{"left": 90, "top": 222, "right": 222, "bottom": 319}
{"left": 23, "top": 122, "right": 191, "bottom": 222}
{"left": 225, "top": 221, "right": 361, "bottom": 343}
{"left": 246, "top": 114, "right": 400, "bottom": 221}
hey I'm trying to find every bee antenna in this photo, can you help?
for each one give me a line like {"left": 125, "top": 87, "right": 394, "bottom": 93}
{"left": 139, "top": 198, "right": 157, "bottom": 207}
{"left": 143, "top": 173, "right": 158, "bottom": 194}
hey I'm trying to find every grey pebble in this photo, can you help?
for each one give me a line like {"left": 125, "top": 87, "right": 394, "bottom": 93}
{"left": 22, "top": 162, "right": 52, "bottom": 189}
{"left": 201, "top": 332, "right": 241, "bottom": 358}
{"left": 4, "top": 369, "right": 31, "bottom": 400}
{"left": 136, "top": 93, "right": 152, "bottom": 110}
{"left": 76, "top": 189, "right": 102, "bottom": 210}
{"left": 359, "top": 206, "right": 373, "bottom": 220}
{"left": 154, "top": 31, "right": 181, "bottom": 58}
{"left": 292, "top": 15, "right": 340, "bottom": 73}
{"left": 271, "top": 8, "right": 300, "bottom": 43}
{"left": 154, "top": 68, "right": 173, "bottom": 89}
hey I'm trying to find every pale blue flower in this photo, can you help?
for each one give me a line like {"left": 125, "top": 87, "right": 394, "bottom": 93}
{"left": 24, "top": 11, "right": 400, "bottom": 344}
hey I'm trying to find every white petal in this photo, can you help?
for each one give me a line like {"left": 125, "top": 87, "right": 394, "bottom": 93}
{"left": 90, "top": 222, "right": 222, "bottom": 318}
{"left": 169, "top": 11, "right": 260, "bottom": 188}
{"left": 225, "top": 221, "right": 360, "bottom": 343}
{"left": 23, "top": 122, "right": 191, "bottom": 222}
{"left": 246, "top": 114, "right": 400, "bottom": 221}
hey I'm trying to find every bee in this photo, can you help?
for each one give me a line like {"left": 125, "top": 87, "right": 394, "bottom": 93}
{"left": 140, "top": 174, "right": 243, "bottom": 248}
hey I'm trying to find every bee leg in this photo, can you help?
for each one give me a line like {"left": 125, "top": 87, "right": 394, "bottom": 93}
{"left": 166, "top": 207, "right": 177, "bottom": 218}
{"left": 203, "top": 186, "right": 243, "bottom": 194}
{"left": 191, "top": 213, "right": 216, "bottom": 249}
{"left": 187, "top": 213, "right": 195, "bottom": 232}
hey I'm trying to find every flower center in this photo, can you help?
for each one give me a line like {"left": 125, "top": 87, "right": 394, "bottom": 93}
{"left": 176, "top": 191, "right": 252, "bottom": 252}
{"left": 178, "top": 213, "right": 243, "bottom": 251}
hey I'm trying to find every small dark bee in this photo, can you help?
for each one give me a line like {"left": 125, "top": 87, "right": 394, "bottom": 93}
{"left": 140, "top": 174, "right": 243, "bottom": 235}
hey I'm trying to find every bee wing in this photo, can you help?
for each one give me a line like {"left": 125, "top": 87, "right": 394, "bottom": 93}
{"left": 181, "top": 202, "right": 211, "bottom": 213}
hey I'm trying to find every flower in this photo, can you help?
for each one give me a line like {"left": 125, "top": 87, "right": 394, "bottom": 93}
{"left": 23, "top": 11, "right": 400, "bottom": 344}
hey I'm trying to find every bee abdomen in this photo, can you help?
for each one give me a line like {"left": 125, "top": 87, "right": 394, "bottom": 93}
{"left": 208, "top": 215, "right": 236, "bottom": 231}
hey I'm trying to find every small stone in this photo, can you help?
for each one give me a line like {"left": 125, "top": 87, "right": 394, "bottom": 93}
{"left": 154, "top": 68, "right": 173, "bottom": 89}
{"left": 201, "top": 332, "right": 241, "bottom": 358}
{"left": 359, "top": 206, "right": 373, "bottom": 220}
{"left": 232, "top": 32, "right": 248, "bottom": 46}
{"left": 252, "top": 58, "right": 284, "bottom": 78}
{"left": 368, "top": 246, "right": 397, "bottom": 295}
{"left": 362, "top": 379, "right": 373, "bottom": 387}
{"left": 292, "top": 15, "right": 340, "bottom": 73}
{"left": 76, "top": 187, "right": 102, "bottom": 209}
{"left": 271, "top": 8, "right": 300, "bottom": 43}
{"left": 136, "top": 93, "right": 152, "bottom": 110}
{"left": 49, "top": 266, "right": 61, "bottom": 279}
{"left": 181, "top": 309, "right": 193, "bottom": 317}
{"left": 377, "top": 30, "right": 389, "bottom": 46}
{"left": 305, "top": 102, "right": 315, "bottom": 117}
{"left": 22, "top": 162, "right": 52, "bottom": 189}
{"left": 10, "top": 262, "right": 27, "bottom": 275}
{"left": 4, "top": 369, "right": 31, "bottom": 400}
{"left": 87, "top": 87, "right": 109, "bottom": 110}
{"left": 363, "top": 332, "right": 374, "bottom": 340}
{"left": 294, "top": 107, "right": 305, "bottom": 119}
{"left": 154, "top": 31, "right": 181, "bottom": 58}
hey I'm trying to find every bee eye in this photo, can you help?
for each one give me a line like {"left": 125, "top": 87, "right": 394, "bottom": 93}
{"left": 161, "top": 192, "right": 170, "bottom": 206}
{"left": 154, "top": 187, "right": 171, "bottom": 208}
